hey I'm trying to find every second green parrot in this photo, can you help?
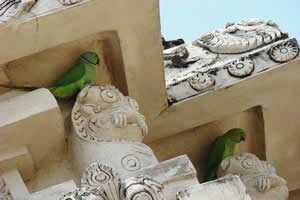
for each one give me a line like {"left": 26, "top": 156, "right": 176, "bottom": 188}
{"left": 0, "top": 51, "right": 100, "bottom": 99}
{"left": 204, "top": 128, "right": 247, "bottom": 182}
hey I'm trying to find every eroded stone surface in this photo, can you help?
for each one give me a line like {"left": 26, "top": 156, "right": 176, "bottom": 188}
{"left": 176, "top": 175, "right": 251, "bottom": 200}
{"left": 218, "top": 153, "right": 288, "bottom": 200}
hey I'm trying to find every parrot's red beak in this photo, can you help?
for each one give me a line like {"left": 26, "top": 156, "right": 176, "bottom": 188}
{"left": 97, "top": 58, "right": 100, "bottom": 65}
{"left": 241, "top": 134, "right": 247, "bottom": 142}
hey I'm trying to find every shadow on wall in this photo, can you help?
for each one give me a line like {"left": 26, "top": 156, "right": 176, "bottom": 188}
{"left": 147, "top": 106, "right": 266, "bottom": 182}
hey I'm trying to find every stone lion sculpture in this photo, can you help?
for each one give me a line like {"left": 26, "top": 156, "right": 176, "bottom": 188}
{"left": 72, "top": 84, "right": 148, "bottom": 142}
{"left": 217, "top": 152, "right": 288, "bottom": 200}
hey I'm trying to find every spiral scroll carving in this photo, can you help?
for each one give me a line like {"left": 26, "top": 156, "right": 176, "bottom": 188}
{"left": 123, "top": 176, "right": 164, "bottom": 200}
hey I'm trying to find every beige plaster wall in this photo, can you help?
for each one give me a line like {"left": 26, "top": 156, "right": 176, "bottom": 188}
{"left": 147, "top": 107, "right": 265, "bottom": 182}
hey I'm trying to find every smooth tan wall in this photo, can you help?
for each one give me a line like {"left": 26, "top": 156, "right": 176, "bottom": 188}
{"left": 147, "top": 107, "right": 265, "bottom": 182}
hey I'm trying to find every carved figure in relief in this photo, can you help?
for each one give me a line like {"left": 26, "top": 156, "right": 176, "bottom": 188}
{"left": 217, "top": 153, "right": 288, "bottom": 200}
{"left": 204, "top": 128, "right": 247, "bottom": 182}
{"left": 196, "top": 18, "right": 287, "bottom": 54}
{"left": 72, "top": 84, "right": 148, "bottom": 141}
{"left": 0, "top": 0, "right": 35, "bottom": 24}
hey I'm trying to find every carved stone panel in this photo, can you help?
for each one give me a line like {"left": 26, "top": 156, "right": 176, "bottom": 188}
{"left": 217, "top": 153, "right": 288, "bottom": 200}
{"left": 164, "top": 19, "right": 299, "bottom": 103}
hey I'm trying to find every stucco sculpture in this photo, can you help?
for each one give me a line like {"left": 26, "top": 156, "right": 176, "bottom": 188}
{"left": 217, "top": 153, "right": 288, "bottom": 200}
{"left": 164, "top": 19, "right": 299, "bottom": 103}
{"left": 70, "top": 84, "right": 157, "bottom": 184}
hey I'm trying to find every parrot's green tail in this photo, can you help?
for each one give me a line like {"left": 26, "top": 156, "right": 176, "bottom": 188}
{"left": 0, "top": 84, "right": 39, "bottom": 91}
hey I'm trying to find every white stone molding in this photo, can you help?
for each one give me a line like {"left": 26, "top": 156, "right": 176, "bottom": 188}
{"left": 217, "top": 153, "right": 288, "bottom": 200}
{"left": 164, "top": 19, "right": 299, "bottom": 103}
{"left": 176, "top": 175, "right": 251, "bottom": 200}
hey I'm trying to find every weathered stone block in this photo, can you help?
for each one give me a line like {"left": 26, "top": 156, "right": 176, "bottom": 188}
{"left": 0, "top": 89, "right": 65, "bottom": 168}
{"left": 177, "top": 175, "right": 251, "bottom": 200}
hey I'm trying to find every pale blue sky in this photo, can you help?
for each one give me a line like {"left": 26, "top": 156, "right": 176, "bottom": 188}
{"left": 160, "top": 0, "right": 300, "bottom": 42}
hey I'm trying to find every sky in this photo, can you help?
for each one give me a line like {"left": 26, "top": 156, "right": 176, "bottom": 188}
{"left": 160, "top": 0, "right": 300, "bottom": 42}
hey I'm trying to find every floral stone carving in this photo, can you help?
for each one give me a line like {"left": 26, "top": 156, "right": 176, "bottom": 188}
{"left": 217, "top": 153, "right": 288, "bottom": 200}
{"left": 61, "top": 163, "right": 164, "bottom": 200}
{"left": 0, "top": 177, "right": 12, "bottom": 200}
{"left": 72, "top": 84, "right": 148, "bottom": 142}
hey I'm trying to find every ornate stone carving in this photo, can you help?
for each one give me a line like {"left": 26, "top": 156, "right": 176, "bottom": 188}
{"left": 226, "top": 57, "right": 255, "bottom": 78}
{"left": 164, "top": 19, "right": 299, "bottom": 103}
{"left": 81, "top": 163, "right": 119, "bottom": 188}
{"left": 269, "top": 39, "right": 299, "bottom": 63}
{"left": 196, "top": 18, "right": 287, "bottom": 54}
{"left": 0, "top": 0, "right": 35, "bottom": 24}
{"left": 62, "top": 163, "right": 164, "bottom": 200}
{"left": 72, "top": 84, "right": 148, "bottom": 142}
{"left": 123, "top": 176, "right": 164, "bottom": 200}
{"left": 188, "top": 73, "right": 215, "bottom": 92}
{"left": 217, "top": 153, "right": 288, "bottom": 200}
{"left": 0, "top": 177, "right": 12, "bottom": 200}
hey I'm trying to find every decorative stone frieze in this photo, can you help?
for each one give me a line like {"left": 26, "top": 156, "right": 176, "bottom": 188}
{"left": 164, "top": 19, "right": 299, "bottom": 103}
{"left": 217, "top": 153, "right": 288, "bottom": 200}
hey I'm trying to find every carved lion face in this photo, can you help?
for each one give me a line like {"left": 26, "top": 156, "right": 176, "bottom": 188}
{"left": 217, "top": 153, "right": 275, "bottom": 177}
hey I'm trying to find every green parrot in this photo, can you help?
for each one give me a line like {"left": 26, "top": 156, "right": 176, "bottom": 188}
{"left": 204, "top": 128, "right": 247, "bottom": 182}
{"left": 0, "top": 51, "right": 99, "bottom": 99}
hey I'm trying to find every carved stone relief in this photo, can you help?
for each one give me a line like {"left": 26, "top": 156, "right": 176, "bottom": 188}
{"left": 0, "top": 0, "right": 35, "bottom": 24}
{"left": 0, "top": 176, "right": 12, "bottom": 200}
{"left": 164, "top": 19, "right": 299, "bottom": 103}
{"left": 72, "top": 84, "right": 148, "bottom": 142}
{"left": 196, "top": 18, "right": 287, "bottom": 54}
{"left": 61, "top": 163, "right": 164, "bottom": 200}
{"left": 70, "top": 84, "right": 158, "bottom": 185}
{"left": 217, "top": 153, "right": 288, "bottom": 200}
